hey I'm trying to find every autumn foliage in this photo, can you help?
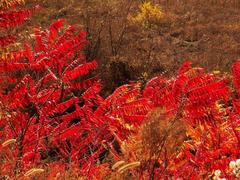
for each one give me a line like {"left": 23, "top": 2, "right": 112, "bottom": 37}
{"left": 1, "top": 1, "right": 240, "bottom": 179}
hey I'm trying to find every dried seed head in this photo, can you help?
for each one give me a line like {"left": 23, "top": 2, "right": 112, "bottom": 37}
{"left": 117, "top": 161, "right": 140, "bottom": 174}
{"left": 112, "top": 161, "right": 125, "bottom": 170}
{"left": 229, "top": 161, "right": 236, "bottom": 169}
{"left": 24, "top": 168, "right": 44, "bottom": 177}
{"left": 2, "top": 139, "right": 16, "bottom": 147}
{"left": 214, "top": 169, "right": 221, "bottom": 177}
{"left": 236, "top": 159, "right": 240, "bottom": 167}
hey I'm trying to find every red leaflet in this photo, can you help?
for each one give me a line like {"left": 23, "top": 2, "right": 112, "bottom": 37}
{"left": 63, "top": 60, "right": 98, "bottom": 81}
{"left": 51, "top": 31, "right": 87, "bottom": 59}
{"left": 7, "top": 74, "right": 32, "bottom": 97}
{"left": 35, "top": 73, "right": 56, "bottom": 89}
{"left": 123, "top": 115, "right": 146, "bottom": 125}
{"left": 115, "top": 88, "right": 141, "bottom": 106}
{"left": 48, "top": 97, "right": 79, "bottom": 116}
{"left": 60, "top": 125, "right": 80, "bottom": 140}
{"left": 82, "top": 81, "right": 102, "bottom": 101}
{"left": 232, "top": 60, "right": 240, "bottom": 94}
{"left": 94, "top": 102, "right": 109, "bottom": 117}
{"left": 177, "top": 61, "right": 192, "bottom": 75}
{"left": 187, "top": 80, "right": 228, "bottom": 102}
{"left": 172, "top": 74, "right": 188, "bottom": 103}
{"left": 48, "top": 19, "right": 65, "bottom": 48}
{"left": 143, "top": 76, "right": 166, "bottom": 99}
{"left": 22, "top": 151, "right": 41, "bottom": 168}
{"left": 105, "top": 84, "right": 138, "bottom": 107}
{"left": 55, "top": 25, "right": 76, "bottom": 47}
{"left": 36, "top": 88, "right": 55, "bottom": 103}
{"left": 0, "top": 76, "right": 17, "bottom": 86}
{"left": 34, "top": 28, "right": 47, "bottom": 53}
{"left": 114, "top": 98, "right": 152, "bottom": 116}
{"left": 0, "top": 6, "right": 39, "bottom": 29}
{"left": 0, "top": 35, "right": 16, "bottom": 47}
{"left": 233, "top": 99, "right": 240, "bottom": 115}
{"left": 70, "top": 76, "right": 99, "bottom": 90}
{"left": 63, "top": 55, "right": 84, "bottom": 73}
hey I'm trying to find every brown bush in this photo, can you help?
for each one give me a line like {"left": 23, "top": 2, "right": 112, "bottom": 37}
{"left": 110, "top": 108, "right": 186, "bottom": 179}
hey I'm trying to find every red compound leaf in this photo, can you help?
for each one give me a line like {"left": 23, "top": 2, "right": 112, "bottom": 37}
{"left": 48, "top": 19, "right": 65, "bottom": 48}
{"left": 63, "top": 60, "right": 98, "bottom": 81}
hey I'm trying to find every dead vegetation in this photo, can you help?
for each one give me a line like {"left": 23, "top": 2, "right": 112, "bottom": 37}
{"left": 22, "top": 0, "right": 240, "bottom": 93}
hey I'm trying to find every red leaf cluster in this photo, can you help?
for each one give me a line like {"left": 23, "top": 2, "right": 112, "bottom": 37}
{"left": 0, "top": 17, "right": 151, "bottom": 178}
{"left": 1, "top": 2, "right": 240, "bottom": 179}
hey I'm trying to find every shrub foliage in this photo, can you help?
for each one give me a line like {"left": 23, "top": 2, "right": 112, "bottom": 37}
{"left": 1, "top": 1, "right": 240, "bottom": 179}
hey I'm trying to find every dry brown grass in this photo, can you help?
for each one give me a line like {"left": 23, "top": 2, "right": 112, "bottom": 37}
{"left": 108, "top": 108, "right": 186, "bottom": 179}
{"left": 22, "top": 0, "right": 240, "bottom": 93}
